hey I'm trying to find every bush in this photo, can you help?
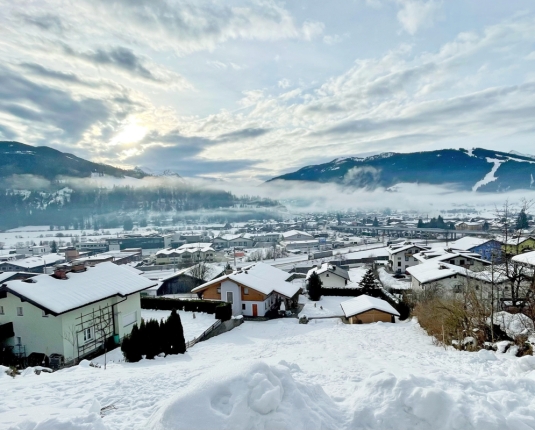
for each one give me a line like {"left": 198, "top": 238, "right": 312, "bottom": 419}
{"left": 215, "top": 303, "right": 232, "bottom": 321}
{"left": 307, "top": 272, "right": 322, "bottom": 301}
{"left": 141, "top": 297, "right": 226, "bottom": 316}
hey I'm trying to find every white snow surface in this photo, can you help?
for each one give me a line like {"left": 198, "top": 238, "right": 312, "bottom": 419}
{"left": 3, "top": 319, "right": 535, "bottom": 429}
{"left": 472, "top": 158, "right": 504, "bottom": 191}
{"left": 378, "top": 267, "right": 412, "bottom": 290}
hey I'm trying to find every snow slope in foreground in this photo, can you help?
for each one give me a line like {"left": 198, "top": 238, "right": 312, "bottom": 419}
{"left": 2, "top": 319, "right": 535, "bottom": 429}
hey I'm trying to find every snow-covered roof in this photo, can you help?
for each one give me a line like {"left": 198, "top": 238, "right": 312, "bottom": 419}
{"left": 407, "top": 262, "right": 506, "bottom": 285}
{"left": 281, "top": 230, "right": 313, "bottom": 239}
{"left": 1, "top": 262, "right": 157, "bottom": 315}
{"left": 0, "top": 272, "right": 38, "bottom": 283}
{"left": 305, "top": 263, "right": 350, "bottom": 280}
{"left": 156, "top": 246, "right": 214, "bottom": 256}
{"left": 192, "top": 262, "right": 299, "bottom": 298}
{"left": 2, "top": 253, "right": 65, "bottom": 268}
{"left": 340, "top": 295, "right": 400, "bottom": 318}
{"left": 512, "top": 250, "right": 535, "bottom": 267}
{"left": 387, "top": 243, "right": 428, "bottom": 256}
{"left": 413, "top": 249, "right": 489, "bottom": 265}
{"left": 177, "top": 243, "right": 213, "bottom": 250}
{"left": 449, "top": 237, "right": 494, "bottom": 251}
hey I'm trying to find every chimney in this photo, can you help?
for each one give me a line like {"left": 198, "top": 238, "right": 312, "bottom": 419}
{"left": 52, "top": 266, "right": 69, "bottom": 279}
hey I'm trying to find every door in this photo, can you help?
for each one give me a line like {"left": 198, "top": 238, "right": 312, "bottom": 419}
{"left": 252, "top": 304, "right": 258, "bottom": 317}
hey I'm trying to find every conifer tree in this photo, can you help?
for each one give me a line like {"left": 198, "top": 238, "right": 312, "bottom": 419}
{"left": 516, "top": 209, "right": 529, "bottom": 230}
{"left": 166, "top": 309, "right": 186, "bottom": 354}
{"left": 307, "top": 271, "right": 323, "bottom": 301}
{"left": 359, "top": 268, "right": 377, "bottom": 295}
{"left": 122, "top": 324, "right": 142, "bottom": 362}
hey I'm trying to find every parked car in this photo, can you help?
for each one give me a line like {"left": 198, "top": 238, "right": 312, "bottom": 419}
{"left": 393, "top": 273, "right": 405, "bottom": 279}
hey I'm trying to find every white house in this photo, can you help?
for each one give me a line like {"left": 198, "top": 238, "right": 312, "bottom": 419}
{"left": 191, "top": 262, "right": 300, "bottom": 317}
{"left": 407, "top": 262, "right": 507, "bottom": 297}
{"left": 155, "top": 245, "right": 215, "bottom": 265}
{"left": 0, "top": 262, "right": 156, "bottom": 365}
{"left": 212, "top": 234, "right": 255, "bottom": 249}
{"left": 387, "top": 242, "right": 429, "bottom": 273}
{"left": 306, "top": 263, "right": 350, "bottom": 289}
{"left": 0, "top": 253, "right": 66, "bottom": 274}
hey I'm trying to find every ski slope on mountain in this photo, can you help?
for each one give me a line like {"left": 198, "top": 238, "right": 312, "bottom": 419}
{"left": 1, "top": 311, "right": 535, "bottom": 429}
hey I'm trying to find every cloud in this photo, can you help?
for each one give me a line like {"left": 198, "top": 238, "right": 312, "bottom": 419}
{"left": 61, "top": 45, "right": 191, "bottom": 88}
{"left": 19, "top": 63, "right": 84, "bottom": 84}
{"left": 301, "top": 21, "right": 325, "bottom": 41}
{"left": 20, "top": 13, "right": 65, "bottom": 33}
{"left": 278, "top": 79, "right": 291, "bottom": 89}
{"left": 396, "top": 0, "right": 442, "bottom": 35}
{"left": 218, "top": 128, "right": 271, "bottom": 142}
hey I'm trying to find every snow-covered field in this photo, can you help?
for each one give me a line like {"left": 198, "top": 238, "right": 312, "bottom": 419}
{"left": 378, "top": 267, "right": 413, "bottom": 290}
{"left": 2, "top": 316, "right": 535, "bottom": 429}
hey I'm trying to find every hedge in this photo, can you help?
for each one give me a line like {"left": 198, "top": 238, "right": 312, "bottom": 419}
{"left": 141, "top": 297, "right": 231, "bottom": 318}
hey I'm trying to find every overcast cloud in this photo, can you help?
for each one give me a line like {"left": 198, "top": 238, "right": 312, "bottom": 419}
{"left": 1, "top": 0, "right": 535, "bottom": 182}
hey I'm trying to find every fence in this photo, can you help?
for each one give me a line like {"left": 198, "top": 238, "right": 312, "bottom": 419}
{"left": 185, "top": 319, "right": 222, "bottom": 349}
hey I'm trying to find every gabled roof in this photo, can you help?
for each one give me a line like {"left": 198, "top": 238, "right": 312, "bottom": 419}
{"left": 449, "top": 237, "right": 496, "bottom": 251}
{"left": 1, "top": 262, "right": 156, "bottom": 316}
{"left": 305, "top": 263, "right": 350, "bottom": 280}
{"left": 0, "top": 253, "right": 65, "bottom": 269}
{"left": 407, "top": 262, "right": 506, "bottom": 284}
{"left": 281, "top": 230, "right": 313, "bottom": 239}
{"left": 387, "top": 243, "right": 428, "bottom": 256}
{"left": 192, "top": 262, "right": 300, "bottom": 299}
{"left": 512, "top": 250, "right": 535, "bottom": 267}
{"left": 340, "top": 295, "right": 400, "bottom": 318}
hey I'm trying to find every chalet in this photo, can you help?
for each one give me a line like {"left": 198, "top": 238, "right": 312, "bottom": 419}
{"left": 191, "top": 262, "right": 301, "bottom": 317}
{"left": 306, "top": 263, "right": 350, "bottom": 289}
{"left": 0, "top": 262, "right": 156, "bottom": 365}
{"left": 503, "top": 237, "right": 535, "bottom": 256}
{"left": 456, "top": 222, "right": 484, "bottom": 231}
{"left": 340, "top": 295, "right": 399, "bottom": 324}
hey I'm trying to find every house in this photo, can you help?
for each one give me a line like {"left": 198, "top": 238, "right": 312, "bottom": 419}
{"left": 456, "top": 222, "right": 484, "bottom": 231}
{"left": 74, "top": 250, "right": 142, "bottom": 267}
{"left": 306, "top": 263, "right": 350, "bottom": 289}
{"left": 191, "top": 262, "right": 301, "bottom": 317}
{"left": 140, "top": 263, "right": 225, "bottom": 296}
{"left": 503, "top": 237, "right": 535, "bottom": 256}
{"left": 0, "top": 254, "right": 66, "bottom": 274}
{"left": 0, "top": 262, "right": 156, "bottom": 365}
{"left": 407, "top": 262, "right": 507, "bottom": 297}
{"left": 449, "top": 237, "right": 503, "bottom": 262}
{"left": 512, "top": 250, "right": 535, "bottom": 268}
{"left": 387, "top": 242, "right": 429, "bottom": 273}
{"left": 281, "top": 230, "right": 314, "bottom": 242}
{"left": 0, "top": 272, "right": 39, "bottom": 284}
{"left": 282, "top": 239, "right": 320, "bottom": 252}
{"left": 211, "top": 234, "right": 255, "bottom": 249}
{"left": 155, "top": 244, "right": 215, "bottom": 265}
{"left": 340, "top": 295, "right": 399, "bottom": 324}
{"left": 413, "top": 249, "right": 491, "bottom": 271}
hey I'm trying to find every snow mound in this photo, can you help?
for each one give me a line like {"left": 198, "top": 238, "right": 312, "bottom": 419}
{"left": 2, "top": 405, "right": 107, "bottom": 430}
{"left": 146, "top": 361, "right": 344, "bottom": 430}
{"left": 348, "top": 371, "right": 535, "bottom": 430}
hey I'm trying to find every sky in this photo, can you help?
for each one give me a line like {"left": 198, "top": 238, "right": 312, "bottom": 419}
{"left": 2, "top": 0, "right": 535, "bottom": 183}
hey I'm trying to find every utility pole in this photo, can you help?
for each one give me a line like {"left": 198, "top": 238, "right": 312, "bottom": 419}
{"left": 233, "top": 246, "right": 236, "bottom": 269}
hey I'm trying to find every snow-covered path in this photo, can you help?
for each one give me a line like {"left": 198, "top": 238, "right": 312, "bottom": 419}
{"left": 2, "top": 319, "right": 535, "bottom": 429}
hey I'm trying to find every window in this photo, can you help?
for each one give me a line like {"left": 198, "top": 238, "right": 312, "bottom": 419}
{"left": 244, "top": 288, "right": 249, "bottom": 295}
{"left": 16, "top": 336, "right": 22, "bottom": 345}
{"left": 460, "top": 260, "right": 465, "bottom": 266}
{"left": 242, "top": 304, "right": 246, "bottom": 310}
{"left": 217, "top": 287, "right": 221, "bottom": 293}
{"left": 42, "top": 310, "right": 48, "bottom": 317}
{"left": 226, "top": 291, "right": 233, "bottom": 304}
{"left": 326, "top": 273, "right": 329, "bottom": 277}
{"left": 405, "top": 257, "right": 409, "bottom": 261}
{"left": 83, "top": 328, "right": 93, "bottom": 342}
{"left": 17, "top": 307, "right": 23, "bottom": 316}
{"left": 398, "top": 262, "right": 401, "bottom": 267}
{"left": 0, "top": 306, "right": 3, "bottom": 315}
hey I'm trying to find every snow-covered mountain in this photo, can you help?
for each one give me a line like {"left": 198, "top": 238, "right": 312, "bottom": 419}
{"left": 268, "top": 148, "right": 535, "bottom": 192}
{"left": 0, "top": 141, "right": 147, "bottom": 180}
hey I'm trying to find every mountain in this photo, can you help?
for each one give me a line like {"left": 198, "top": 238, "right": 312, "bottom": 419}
{"left": 268, "top": 148, "right": 535, "bottom": 192}
{"left": 0, "top": 141, "right": 147, "bottom": 179}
